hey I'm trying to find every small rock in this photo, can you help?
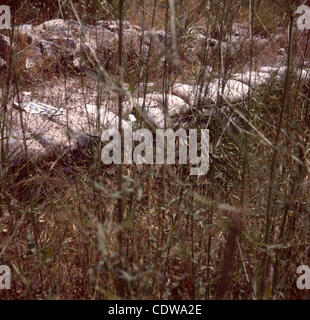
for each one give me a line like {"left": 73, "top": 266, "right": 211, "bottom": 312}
{"left": 221, "top": 80, "right": 250, "bottom": 102}
{"left": 233, "top": 71, "right": 271, "bottom": 86}
{"left": 41, "top": 19, "right": 68, "bottom": 33}
{"left": 15, "top": 24, "right": 33, "bottom": 43}
{"left": 143, "top": 30, "right": 167, "bottom": 45}
{"left": 145, "top": 93, "right": 191, "bottom": 116}
{"left": 172, "top": 83, "right": 201, "bottom": 106}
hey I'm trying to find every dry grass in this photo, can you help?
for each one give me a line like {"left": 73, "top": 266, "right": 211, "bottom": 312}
{"left": 1, "top": 0, "right": 310, "bottom": 300}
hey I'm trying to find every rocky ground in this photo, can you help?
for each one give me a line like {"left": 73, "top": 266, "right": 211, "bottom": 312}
{"left": 1, "top": 18, "right": 309, "bottom": 168}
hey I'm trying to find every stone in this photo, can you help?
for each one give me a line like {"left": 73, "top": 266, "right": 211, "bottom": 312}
{"left": 172, "top": 83, "right": 200, "bottom": 106}
{"left": 144, "top": 93, "right": 191, "bottom": 116}
{"left": 128, "top": 94, "right": 189, "bottom": 128}
{"left": 143, "top": 30, "right": 167, "bottom": 45}
{"left": 6, "top": 129, "right": 48, "bottom": 165}
{"left": 259, "top": 66, "right": 287, "bottom": 77}
{"left": 172, "top": 79, "right": 251, "bottom": 105}
{"left": 96, "top": 20, "right": 136, "bottom": 32}
{"left": 233, "top": 71, "right": 271, "bottom": 87}
{"left": 15, "top": 24, "right": 33, "bottom": 43}
{"left": 221, "top": 80, "right": 250, "bottom": 102}
{"left": 5, "top": 98, "right": 111, "bottom": 166}
{"left": 41, "top": 19, "right": 69, "bottom": 33}
{"left": 205, "top": 79, "right": 250, "bottom": 102}
{"left": 38, "top": 39, "right": 55, "bottom": 56}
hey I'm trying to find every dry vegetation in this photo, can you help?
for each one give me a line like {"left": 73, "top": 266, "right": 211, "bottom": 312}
{"left": 0, "top": 0, "right": 310, "bottom": 299}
